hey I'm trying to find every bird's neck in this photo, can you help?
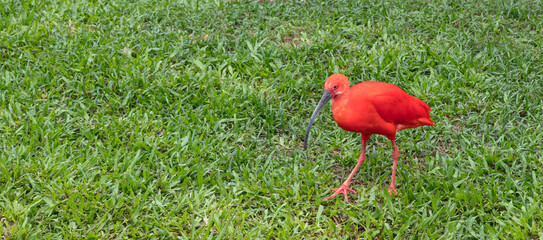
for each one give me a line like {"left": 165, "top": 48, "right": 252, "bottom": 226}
{"left": 331, "top": 90, "right": 353, "bottom": 131}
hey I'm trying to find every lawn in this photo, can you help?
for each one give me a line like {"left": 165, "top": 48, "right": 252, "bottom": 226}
{"left": 1, "top": 0, "right": 542, "bottom": 238}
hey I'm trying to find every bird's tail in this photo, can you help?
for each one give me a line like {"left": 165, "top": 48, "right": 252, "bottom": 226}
{"left": 416, "top": 99, "right": 434, "bottom": 126}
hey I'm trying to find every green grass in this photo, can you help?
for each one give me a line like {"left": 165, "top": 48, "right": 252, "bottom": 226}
{"left": 1, "top": 0, "right": 543, "bottom": 238}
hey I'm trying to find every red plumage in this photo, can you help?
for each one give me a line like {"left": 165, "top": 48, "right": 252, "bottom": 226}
{"left": 304, "top": 73, "right": 434, "bottom": 202}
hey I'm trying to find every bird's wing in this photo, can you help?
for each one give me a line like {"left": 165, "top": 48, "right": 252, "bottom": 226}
{"left": 369, "top": 93, "right": 432, "bottom": 126}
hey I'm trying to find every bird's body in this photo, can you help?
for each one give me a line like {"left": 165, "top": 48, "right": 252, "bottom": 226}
{"left": 332, "top": 81, "right": 433, "bottom": 138}
{"left": 304, "top": 74, "right": 433, "bottom": 202}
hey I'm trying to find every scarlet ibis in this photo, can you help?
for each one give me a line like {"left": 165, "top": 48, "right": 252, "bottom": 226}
{"left": 304, "top": 73, "right": 433, "bottom": 202}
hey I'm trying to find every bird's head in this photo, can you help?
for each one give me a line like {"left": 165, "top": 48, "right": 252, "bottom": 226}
{"left": 323, "top": 73, "right": 350, "bottom": 98}
{"left": 304, "top": 73, "right": 350, "bottom": 150}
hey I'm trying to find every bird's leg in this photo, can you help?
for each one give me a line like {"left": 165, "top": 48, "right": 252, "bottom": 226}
{"left": 388, "top": 139, "right": 399, "bottom": 195}
{"left": 325, "top": 140, "right": 367, "bottom": 202}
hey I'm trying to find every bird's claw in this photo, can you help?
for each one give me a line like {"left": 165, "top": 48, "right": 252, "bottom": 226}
{"left": 324, "top": 184, "right": 356, "bottom": 202}
{"left": 388, "top": 186, "right": 397, "bottom": 196}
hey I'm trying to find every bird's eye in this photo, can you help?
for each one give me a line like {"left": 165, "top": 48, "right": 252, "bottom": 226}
{"left": 333, "top": 85, "right": 338, "bottom": 89}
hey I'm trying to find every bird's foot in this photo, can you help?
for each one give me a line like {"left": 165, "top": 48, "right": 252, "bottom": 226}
{"left": 324, "top": 184, "right": 356, "bottom": 202}
{"left": 388, "top": 186, "right": 397, "bottom": 196}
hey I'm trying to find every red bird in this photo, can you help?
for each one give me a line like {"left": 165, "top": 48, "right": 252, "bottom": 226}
{"left": 304, "top": 73, "right": 433, "bottom": 202}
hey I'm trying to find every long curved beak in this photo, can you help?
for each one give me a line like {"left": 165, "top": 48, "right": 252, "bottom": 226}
{"left": 304, "top": 90, "right": 332, "bottom": 150}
